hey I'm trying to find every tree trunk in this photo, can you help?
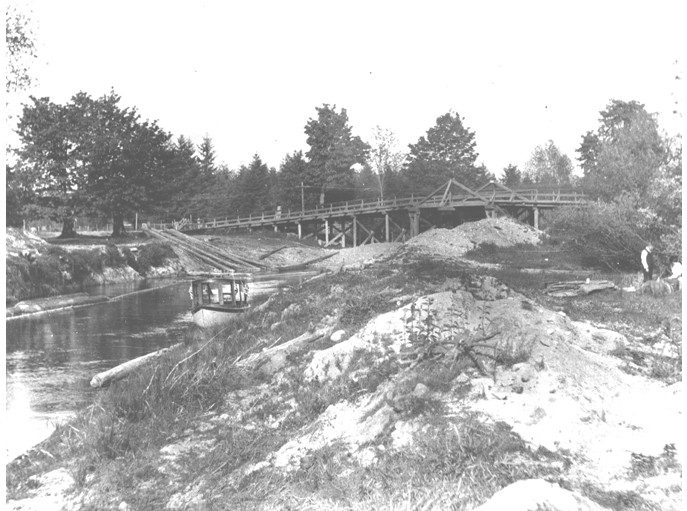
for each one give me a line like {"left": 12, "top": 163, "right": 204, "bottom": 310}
{"left": 59, "top": 217, "right": 77, "bottom": 238}
{"left": 111, "top": 213, "right": 126, "bottom": 237}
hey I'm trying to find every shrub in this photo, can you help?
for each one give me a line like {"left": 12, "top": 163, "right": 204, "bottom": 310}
{"left": 103, "top": 244, "right": 126, "bottom": 268}
{"left": 547, "top": 195, "right": 676, "bottom": 271}
{"left": 135, "top": 243, "right": 177, "bottom": 274}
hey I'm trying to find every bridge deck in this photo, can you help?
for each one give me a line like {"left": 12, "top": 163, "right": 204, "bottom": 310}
{"left": 148, "top": 188, "right": 586, "bottom": 232}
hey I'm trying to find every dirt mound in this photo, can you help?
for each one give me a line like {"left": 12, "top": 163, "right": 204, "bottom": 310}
{"left": 406, "top": 217, "right": 542, "bottom": 260}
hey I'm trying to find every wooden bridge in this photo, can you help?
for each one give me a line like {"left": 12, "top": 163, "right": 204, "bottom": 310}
{"left": 147, "top": 180, "right": 587, "bottom": 248}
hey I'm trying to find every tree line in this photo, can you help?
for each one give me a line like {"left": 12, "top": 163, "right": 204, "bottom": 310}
{"left": 5, "top": 8, "right": 681, "bottom": 253}
{"left": 5, "top": 91, "right": 680, "bottom": 243}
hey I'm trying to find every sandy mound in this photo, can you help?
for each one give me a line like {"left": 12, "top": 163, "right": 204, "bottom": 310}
{"left": 406, "top": 217, "right": 542, "bottom": 260}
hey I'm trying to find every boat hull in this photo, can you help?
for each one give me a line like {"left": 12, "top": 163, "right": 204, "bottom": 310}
{"left": 192, "top": 305, "right": 249, "bottom": 329}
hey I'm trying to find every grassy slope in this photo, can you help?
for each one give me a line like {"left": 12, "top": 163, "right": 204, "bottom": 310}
{"left": 6, "top": 239, "right": 681, "bottom": 510}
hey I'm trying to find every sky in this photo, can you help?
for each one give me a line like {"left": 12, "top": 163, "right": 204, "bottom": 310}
{"left": 5, "top": 0, "right": 684, "bottom": 177}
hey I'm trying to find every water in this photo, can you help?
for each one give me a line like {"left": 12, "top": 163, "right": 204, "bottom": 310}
{"left": 4, "top": 271, "right": 320, "bottom": 462}
{"left": 5, "top": 280, "right": 192, "bottom": 462}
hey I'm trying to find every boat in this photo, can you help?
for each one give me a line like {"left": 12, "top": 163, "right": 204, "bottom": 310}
{"left": 189, "top": 273, "right": 252, "bottom": 328}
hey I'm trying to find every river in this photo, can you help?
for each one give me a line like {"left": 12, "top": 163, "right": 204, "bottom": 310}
{"left": 4, "top": 271, "right": 319, "bottom": 463}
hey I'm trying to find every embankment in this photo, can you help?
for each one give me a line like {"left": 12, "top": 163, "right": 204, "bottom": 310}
{"left": 5, "top": 228, "right": 182, "bottom": 305}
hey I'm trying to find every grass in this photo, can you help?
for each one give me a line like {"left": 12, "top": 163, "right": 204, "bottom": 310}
{"left": 6, "top": 237, "right": 681, "bottom": 509}
{"left": 6, "top": 239, "right": 179, "bottom": 303}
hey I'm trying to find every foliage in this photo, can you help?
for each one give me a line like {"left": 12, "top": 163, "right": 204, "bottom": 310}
{"left": 304, "top": 104, "right": 370, "bottom": 205}
{"left": 232, "top": 154, "right": 275, "bottom": 216}
{"left": 134, "top": 242, "right": 177, "bottom": 274}
{"left": 277, "top": 151, "right": 308, "bottom": 211}
{"left": 73, "top": 92, "right": 173, "bottom": 236}
{"left": 547, "top": 196, "right": 670, "bottom": 270}
{"left": 14, "top": 96, "right": 87, "bottom": 236}
{"left": 500, "top": 164, "right": 522, "bottom": 187}
{"left": 161, "top": 135, "right": 204, "bottom": 219}
{"left": 578, "top": 100, "right": 667, "bottom": 201}
{"left": 14, "top": 91, "right": 175, "bottom": 236}
{"left": 5, "top": 3, "right": 37, "bottom": 92}
{"left": 366, "top": 126, "right": 407, "bottom": 199}
{"left": 197, "top": 134, "right": 217, "bottom": 176}
{"left": 523, "top": 140, "right": 574, "bottom": 186}
{"left": 402, "top": 111, "right": 491, "bottom": 192}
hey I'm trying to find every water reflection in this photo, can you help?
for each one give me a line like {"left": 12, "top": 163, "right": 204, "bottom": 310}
{"left": 5, "top": 281, "right": 193, "bottom": 461}
{"left": 4, "top": 271, "right": 321, "bottom": 461}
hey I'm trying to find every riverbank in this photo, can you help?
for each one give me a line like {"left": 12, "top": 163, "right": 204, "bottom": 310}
{"left": 6, "top": 219, "right": 683, "bottom": 510}
{"left": 5, "top": 228, "right": 183, "bottom": 306}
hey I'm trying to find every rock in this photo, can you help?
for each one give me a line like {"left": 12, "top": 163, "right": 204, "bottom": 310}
{"left": 258, "top": 350, "right": 288, "bottom": 376}
{"left": 455, "top": 372, "right": 470, "bottom": 385}
{"left": 330, "top": 329, "right": 346, "bottom": 342}
{"left": 280, "top": 303, "right": 301, "bottom": 320}
{"left": 472, "top": 479, "right": 606, "bottom": 511}
{"left": 7, "top": 468, "right": 79, "bottom": 511}
{"left": 413, "top": 383, "right": 430, "bottom": 398}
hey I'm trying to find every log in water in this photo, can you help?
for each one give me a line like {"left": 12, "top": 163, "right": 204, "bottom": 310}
{"left": 11, "top": 293, "right": 110, "bottom": 315}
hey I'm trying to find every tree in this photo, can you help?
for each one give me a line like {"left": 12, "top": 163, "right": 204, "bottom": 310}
{"left": 232, "top": 154, "right": 273, "bottom": 216}
{"left": 523, "top": 140, "right": 574, "bottom": 186}
{"left": 500, "top": 164, "right": 522, "bottom": 187}
{"left": 366, "top": 126, "right": 406, "bottom": 199}
{"left": 14, "top": 96, "right": 87, "bottom": 236}
{"left": 277, "top": 151, "right": 308, "bottom": 211}
{"left": 578, "top": 100, "right": 666, "bottom": 201}
{"left": 73, "top": 92, "right": 172, "bottom": 236}
{"left": 162, "top": 135, "right": 202, "bottom": 219}
{"left": 304, "top": 104, "right": 370, "bottom": 205}
{"left": 402, "top": 111, "right": 488, "bottom": 192}
{"left": 15, "top": 91, "right": 174, "bottom": 236}
{"left": 198, "top": 134, "right": 217, "bottom": 176}
{"left": 5, "top": 3, "right": 37, "bottom": 93}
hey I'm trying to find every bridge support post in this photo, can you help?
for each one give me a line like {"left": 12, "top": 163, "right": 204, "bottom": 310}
{"left": 297, "top": 222, "right": 302, "bottom": 239}
{"left": 352, "top": 217, "right": 357, "bottom": 247}
{"left": 533, "top": 207, "right": 539, "bottom": 230}
{"left": 341, "top": 220, "right": 346, "bottom": 248}
{"left": 325, "top": 219, "right": 329, "bottom": 245}
{"left": 385, "top": 213, "right": 390, "bottom": 242}
{"left": 409, "top": 210, "right": 420, "bottom": 238}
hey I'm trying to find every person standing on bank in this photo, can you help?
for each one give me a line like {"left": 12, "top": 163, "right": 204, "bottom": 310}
{"left": 641, "top": 244, "right": 655, "bottom": 282}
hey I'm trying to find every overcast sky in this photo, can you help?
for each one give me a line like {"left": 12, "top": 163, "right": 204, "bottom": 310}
{"left": 6, "top": 0, "right": 684, "bottom": 176}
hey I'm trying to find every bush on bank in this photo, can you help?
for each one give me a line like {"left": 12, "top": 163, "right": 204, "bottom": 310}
{"left": 5, "top": 241, "right": 179, "bottom": 303}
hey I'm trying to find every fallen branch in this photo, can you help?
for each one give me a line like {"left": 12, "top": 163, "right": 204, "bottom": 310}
{"left": 259, "top": 246, "right": 288, "bottom": 260}
{"left": 276, "top": 252, "right": 337, "bottom": 272}
{"left": 90, "top": 343, "right": 184, "bottom": 388}
{"left": 545, "top": 280, "right": 616, "bottom": 297}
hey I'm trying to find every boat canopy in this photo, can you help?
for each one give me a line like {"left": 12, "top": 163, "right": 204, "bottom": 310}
{"left": 190, "top": 276, "right": 250, "bottom": 308}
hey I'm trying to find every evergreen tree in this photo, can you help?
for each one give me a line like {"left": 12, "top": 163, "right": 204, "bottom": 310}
{"left": 233, "top": 154, "right": 272, "bottom": 216}
{"left": 277, "top": 151, "right": 308, "bottom": 211}
{"left": 402, "top": 111, "right": 487, "bottom": 192}
{"left": 500, "top": 164, "right": 522, "bottom": 187}
{"left": 163, "top": 135, "right": 202, "bottom": 218}
{"left": 304, "top": 104, "right": 369, "bottom": 205}
{"left": 198, "top": 134, "right": 217, "bottom": 176}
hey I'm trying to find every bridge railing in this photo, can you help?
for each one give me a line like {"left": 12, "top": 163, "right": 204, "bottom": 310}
{"left": 150, "top": 188, "right": 586, "bottom": 231}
